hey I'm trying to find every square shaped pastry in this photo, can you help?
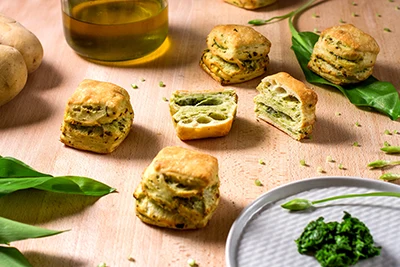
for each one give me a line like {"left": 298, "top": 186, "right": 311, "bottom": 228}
{"left": 308, "top": 24, "right": 380, "bottom": 85}
{"left": 133, "top": 146, "right": 220, "bottom": 229}
{"left": 169, "top": 89, "right": 238, "bottom": 140}
{"left": 60, "top": 79, "right": 134, "bottom": 153}
{"left": 254, "top": 72, "right": 318, "bottom": 140}
{"left": 224, "top": 0, "right": 277, "bottom": 9}
{"left": 200, "top": 24, "right": 271, "bottom": 85}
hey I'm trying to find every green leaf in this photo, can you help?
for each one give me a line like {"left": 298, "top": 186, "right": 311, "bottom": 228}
{"left": 289, "top": 19, "right": 400, "bottom": 120}
{"left": 0, "top": 157, "right": 116, "bottom": 197}
{"left": 0, "top": 216, "right": 66, "bottom": 244}
{"left": 0, "top": 246, "right": 33, "bottom": 267}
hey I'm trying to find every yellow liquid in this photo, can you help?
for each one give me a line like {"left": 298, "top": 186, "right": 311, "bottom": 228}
{"left": 62, "top": 0, "right": 168, "bottom": 61}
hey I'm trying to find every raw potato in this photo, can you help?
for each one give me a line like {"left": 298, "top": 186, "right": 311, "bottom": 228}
{"left": 0, "top": 13, "right": 43, "bottom": 73}
{"left": 0, "top": 44, "right": 28, "bottom": 106}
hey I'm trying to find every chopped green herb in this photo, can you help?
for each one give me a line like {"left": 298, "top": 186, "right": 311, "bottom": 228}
{"left": 317, "top": 166, "right": 325, "bottom": 173}
{"left": 326, "top": 156, "right": 334, "bottom": 163}
{"left": 389, "top": 0, "right": 394, "bottom": 2}
{"left": 352, "top": 1, "right": 357, "bottom": 5}
{"left": 187, "top": 258, "right": 197, "bottom": 266}
{"left": 384, "top": 129, "right": 392, "bottom": 135}
{"left": 140, "top": 78, "right": 146, "bottom": 82}
{"left": 162, "top": 97, "right": 169, "bottom": 102}
{"left": 159, "top": 81, "right": 166, "bottom": 87}
{"left": 355, "top": 121, "right": 361, "bottom": 127}
{"left": 131, "top": 84, "right": 138, "bottom": 89}
{"left": 97, "top": 263, "right": 107, "bottom": 267}
{"left": 380, "top": 172, "right": 400, "bottom": 181}
{"left": 313, "top": 28, "right": 319, "bottom": 33}
{"left": 258, "top": 159, "right": 266, "bottom": 165}
{"left": 396, "top": 6, "right": 400, "bottom": 10}
{"left": 295, "top": 212, "right": 381, "bottom": 266}
{"left": 384, "top": 28, "right": 392, "bottom": 32}
{"left": 381, "top": 146, "right": 400, "bottom": 154}
{"left": 335, "top": 112, "right": 341, "bottom": 116}
{"left": 338, "top": 163, "right": 345, "bottom": 170}
{"left": 384, "top": 141, "right": 391, "bottom": 147}
{"left": 339, "top": 18, "right": 345, "bottom": 23}
{"left": 393, "top": 130, "right": 398, "bottom": 134}
{"left": 300, "top": 159, "right": 307, "bottom": 166}
{"left": 376, "top": 13, "right": 382, "bottom": 17}
{"left": 351, "top": 12, "right": 358, "bottom": 17}
{"left": 312, "top": 13, "right": 319, "bottom": 18}
{"left": 254, "top": 179, "right": 263, "bottom": 186}
{"left": 367, "top": 160, "right": 400, "bottom": 169}
{"left": 353, "top": 142, "right": 360, "bottom": 147}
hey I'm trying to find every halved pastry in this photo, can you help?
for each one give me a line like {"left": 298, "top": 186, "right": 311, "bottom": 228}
{"left": 133, "top": 146, "right": 220, "bottom": 230}
{"left": 169, "top": 89, "right": 238, "bottom": 140}
{"left": 60, "top": 79, "right": 134, "bottom": 153}
{"left": 254, "top": 72, "right": 318, "bottom": 140}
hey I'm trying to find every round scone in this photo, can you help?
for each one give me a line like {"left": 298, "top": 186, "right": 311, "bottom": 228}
{"left": 133, "top": 146, "right": 220, "bottom": 230}
{"left": 0, "top": 44, "right": 28, "bottom": 107}
{"left": 308, "top": 24, "right": 380, "bottom": 85}
{"left": 60, "top": 79, "right": 134, "bottom": 153}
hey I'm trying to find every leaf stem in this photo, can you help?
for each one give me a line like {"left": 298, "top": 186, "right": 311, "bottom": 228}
{"left": 311, "top": 191, "right": 400, "bottom": 205}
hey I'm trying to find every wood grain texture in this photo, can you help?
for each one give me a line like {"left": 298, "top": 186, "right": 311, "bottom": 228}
{"left": 0, "top": 0, "right": 399, "bottom": 266}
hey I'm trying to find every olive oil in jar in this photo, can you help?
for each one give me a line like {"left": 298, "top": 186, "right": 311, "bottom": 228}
{"left": 62, "top": 0, "right": 168, "bottom": 61}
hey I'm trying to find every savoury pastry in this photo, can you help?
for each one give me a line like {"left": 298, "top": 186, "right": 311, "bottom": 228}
{"left": 200, "top": 25, "right": 271, "bottom": 85}
{"left": 169, "top": 89, "right": 238, "bottom": 140}
{"left": 308, "top": 24, "right": 380, "bottom": 85}
{"left": 254, "top": 72, "right": 318, "bottom": 140}
{"left": 224, "top": 0, "right": 277, "bottom": 9}
{"left": 133, "top": 146, "right": 220, "bottom": 230}
{"left": 60, "top": 79, "right": 134, "bottom": 153}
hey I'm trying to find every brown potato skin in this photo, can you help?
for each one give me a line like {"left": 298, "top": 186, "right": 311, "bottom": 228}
{"left": 0, "top": 13, "right": 43, "bottom": 73}
{"left": 0, "top": 44, "right": 28, "bottom": 107}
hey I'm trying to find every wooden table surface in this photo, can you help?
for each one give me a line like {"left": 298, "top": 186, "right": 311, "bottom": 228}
{"left": 1, "top": 0, "right": 400, "bottom": 266}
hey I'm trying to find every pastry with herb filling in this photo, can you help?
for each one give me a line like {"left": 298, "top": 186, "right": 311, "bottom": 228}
{"left": 254, "top": 72, "right": 318, "bottom": 140}
{"left": 308, "top": 24, "right": 380, "bottom": 85}
{"left": 169, "top": 89, "right": 238, "bottom": 140}
{"left": 200, "top": 24, "right": 271, "bottom": 84}
{"left": 60, "top": 79, "right": 134, "bottom": 153}
{"left": 224, "top": 0, "right": 277, "bottom": 9}
{"left": 133, "top": 146, "right": 220, "bottom": 230}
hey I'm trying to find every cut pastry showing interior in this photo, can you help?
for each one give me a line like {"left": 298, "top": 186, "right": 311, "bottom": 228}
{"left": 133, "top": 146, "right": 220, "bottom": 230}
{"left": 254, "top": 72, "right": 318, "bottom": 140}
{"left": 224, "top": 0, "right": 277, "bottom": 9}
{"left": 169, "top": 89, "right": 238, "bottom": 140}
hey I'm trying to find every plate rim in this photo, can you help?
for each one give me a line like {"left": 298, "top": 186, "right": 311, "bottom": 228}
{"left": 225, "top": 176, "right": 400, "bottom": 267}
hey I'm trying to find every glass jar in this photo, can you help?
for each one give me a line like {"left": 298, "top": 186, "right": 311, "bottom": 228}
{"left": 61, "top": 0, "right": 168, "bottom": 61}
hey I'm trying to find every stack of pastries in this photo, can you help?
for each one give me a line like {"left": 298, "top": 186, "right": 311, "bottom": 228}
{"left": 134, "top": 146, "right": 220, "bottom": 230}
{"left": 200, "top": 24, "right": 271, "bottom": 85}
{"left": 308, "top": 24, "right": 380, "bottom": 85}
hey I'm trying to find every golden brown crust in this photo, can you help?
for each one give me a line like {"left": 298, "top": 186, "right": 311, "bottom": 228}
{"left": 254, "top": 72, "right": 317, "bottom": 140}
{"left": 308, "top": 24, "right": 379, "bottom": 85}
{"left": 169, "top": 89, "right": 238, "bottom": 140}
{"left": 224, "top": 0, "right": 277, "bottom": 10}
{"left": 60, "top": 79, "right": 134, "bottom": 154}
{"left": 206, "top": 24, "right": 271, "bottom": 64}
{"left": 134, "top": 147, "right": 220, "bottom": 229}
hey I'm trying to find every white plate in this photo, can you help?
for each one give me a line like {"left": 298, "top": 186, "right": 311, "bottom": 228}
{"left": 226, "top": 176, "right": 400, "bottom": 267}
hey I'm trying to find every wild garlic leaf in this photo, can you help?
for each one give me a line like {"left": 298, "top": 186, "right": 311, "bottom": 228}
{"left": 289, "top": 20, "right": 400, "bottom": 120}
{"left": 0, "top": 246, "right": 33, "bottom": 267}
{"left": 0, "top": 216, "right": 66, "bottom": 244}
{"left": 0, "top": 156, "right": 116, "bottom": 197}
